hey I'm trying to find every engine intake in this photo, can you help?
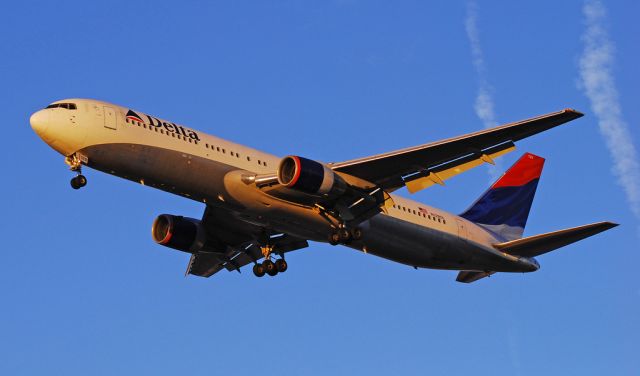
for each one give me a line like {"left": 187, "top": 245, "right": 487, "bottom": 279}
{"left": 278, "top": 156, "right": 347, "bottom": 198}
{"left": 151, "top": 214, "right": 206, "bottom": 253}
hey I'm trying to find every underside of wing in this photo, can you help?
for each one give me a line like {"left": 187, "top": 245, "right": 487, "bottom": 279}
{"left": 456, "top": 270, "right": 496, "bottom": 283}
{"left": 331, "top": 109, "right": 583, "bottom": 192}
{"left": 186, "top": 205, "right": 309, "bottom": 277}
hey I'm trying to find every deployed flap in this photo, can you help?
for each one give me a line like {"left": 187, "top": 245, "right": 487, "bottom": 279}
{"left": 187, "top": 253, "right": 225, "bottom": 277}
{"left": 493, "top": 221, "right": 618, "bottom": 258}
{"left": 331, "top": 109, "right": 582, "bottom": 191}
{"left": 405, "top": 141, "right": 515, "bottom": 193}
{"left": 456, "top": 270, "right": 496, "bottom": 283}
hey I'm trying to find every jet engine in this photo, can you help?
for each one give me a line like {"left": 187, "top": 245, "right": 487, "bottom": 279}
{"left": 151, "top": 214, "right": 207, "bottom": 253}
{"left": 277, "top": 156, "right": 347, "bottom": 198}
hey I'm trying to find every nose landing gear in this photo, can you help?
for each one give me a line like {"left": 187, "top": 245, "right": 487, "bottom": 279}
{"left": 65, "top": 154, "right": 87, "bottom": 190}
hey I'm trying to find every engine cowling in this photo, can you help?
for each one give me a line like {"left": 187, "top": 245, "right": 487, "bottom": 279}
{"left": 277, "top": 156, "right": 347, "bottom": 198}
{"left": 151, "top": 214, "right": 206, "bottom": 253}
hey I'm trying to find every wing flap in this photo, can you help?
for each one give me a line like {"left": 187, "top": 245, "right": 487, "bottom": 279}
{"left": 405, "top": 141, "right": 516, "bottom": 193}
{"left": 187, "top": 253, "right": 225, "bottom": 277}
{"left": 493, "top": 221, "right": 618, "bottom": 258}
{"left": 332, "top": 109, "right": 583, "bottom": 191}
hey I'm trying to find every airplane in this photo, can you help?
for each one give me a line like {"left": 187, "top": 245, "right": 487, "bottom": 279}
{"left": 30, "top": 99, "right": 617, "bottom": 283}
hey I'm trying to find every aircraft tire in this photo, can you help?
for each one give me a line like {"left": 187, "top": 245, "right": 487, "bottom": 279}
{"left": 253, "top": 263, "right": 266, "bottom": 277}
{"left": 70, "top": 177, "right": 81, "bottom": 190}
{"left": 263, "top": 260, "right": 278, "bottom": 276}
{"left": 275, "top": 259, "right": 288, "bottom": 273}
{"left": 328, "top": 232, "right": 340, "bottom": 245}
{"left": 76, "top": 174, "right": 87, "bottom": 187}
{"left": 338, "top": 228, "right": 351, "bottom": 243}
{"left": 351, "top": 227, "right": 363, "bottom": 240}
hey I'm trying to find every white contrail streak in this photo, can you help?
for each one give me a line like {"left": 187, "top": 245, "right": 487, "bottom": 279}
{"left": 465, "top": 1, "right": 502, "bottom": 179}
{"left": 579, "top": 0, "right": 640, "bottom": 223}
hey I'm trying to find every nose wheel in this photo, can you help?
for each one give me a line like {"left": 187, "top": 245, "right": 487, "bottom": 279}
{"left": 70, "top": 174, "right": 87, "bottom": 190}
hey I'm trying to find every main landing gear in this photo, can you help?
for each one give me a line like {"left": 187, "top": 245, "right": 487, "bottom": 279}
{"left": 328, "top": 225, "right": 363, "bottom": 246}
{"left": 65, "top": 154, "right": 87, "bottom": 190}
{"left": 252, "top": 244, "right": 288, "bottom": 278}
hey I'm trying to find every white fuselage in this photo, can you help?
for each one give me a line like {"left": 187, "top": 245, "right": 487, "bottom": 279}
{"left": 30, "top": 98, "right": 539, "bottom": 273}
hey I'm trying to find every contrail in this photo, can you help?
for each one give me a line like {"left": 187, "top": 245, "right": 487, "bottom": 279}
{"left": 465, "top": 0, "right": 502, "bottom": 179}
{"left": 579, "top": 0, "right": 640, "bottom": 225}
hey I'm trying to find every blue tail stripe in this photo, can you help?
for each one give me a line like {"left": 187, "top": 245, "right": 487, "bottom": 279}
{"left": 460, "top": 178, "right": 540, "bottom": 228}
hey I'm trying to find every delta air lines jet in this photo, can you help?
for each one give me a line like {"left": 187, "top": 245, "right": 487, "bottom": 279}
{"left": 30, "top": 99, "right": 617, "bottom": 283}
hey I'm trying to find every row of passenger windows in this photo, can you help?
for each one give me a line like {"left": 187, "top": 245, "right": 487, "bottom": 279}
{"left": 125, "top": 117, "right": 268, "bottom": 167}
{"left": 46, "top": 103, "right": 77, "bottom": 110}
{"left": 392, "top": 204, "right": 446, "bottom": 224}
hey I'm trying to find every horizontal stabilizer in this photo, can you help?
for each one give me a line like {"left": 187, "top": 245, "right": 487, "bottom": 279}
{"left": 493, "top": 221, "right": 618, "bottom": 258}
{"left": 456, "top": 270, "right": 496, "bottom": 283}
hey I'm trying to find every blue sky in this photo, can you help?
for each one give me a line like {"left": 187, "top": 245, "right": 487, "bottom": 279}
{"left": 1, "top": 1, "right": 638, "bottom": 374}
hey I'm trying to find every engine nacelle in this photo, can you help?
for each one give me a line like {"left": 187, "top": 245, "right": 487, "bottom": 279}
{"left": 277, "top": 156, "right": 347, "bottom": 198}
{"left": 151, "top": 214, "right": 206, "bottom": 253}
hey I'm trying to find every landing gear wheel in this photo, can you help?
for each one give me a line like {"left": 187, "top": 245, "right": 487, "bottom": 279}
{"left": 328, "top": 232, "right": 341, "bottom": 246}
{"left": 70, "top": 175, "right": 87, "bottom": 190}
{"left": 76, "top": 174, "right": 87, "bottom": 187}
{"left": 70, "top": 177, "right": 81, "bottom": 190}
{"left": 338, "top": 228, "right": 352, "bottom": 243}
{"left": 253, "top": 263, "right": 266, "bottom": 277}
{"left": 351, "top": 227, "right": 363, "bottom": 241}
{"left": 275, "top": 259, "right": 288, "bottom": 273}
{"left": 263, "top": 260, "right": 278, "bottom": 276}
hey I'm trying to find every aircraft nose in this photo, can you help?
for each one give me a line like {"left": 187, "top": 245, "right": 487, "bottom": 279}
{"left": 30, "top": 110, "right": 49, "bottom": 137}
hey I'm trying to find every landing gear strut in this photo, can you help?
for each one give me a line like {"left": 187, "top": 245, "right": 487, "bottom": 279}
{"left": 66, "top": 154, "right": 87, "bottom": 190}
{"left": 252, "top": 242, "right": 288, "bottom": 277}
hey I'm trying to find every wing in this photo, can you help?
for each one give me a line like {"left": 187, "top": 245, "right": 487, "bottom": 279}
{"left": 187, "top": 205, "right": 309, "bottom": 277}
{"left": 331, "top": 109, "right": 583, "bottom": 192}
{"left": 456, "top": 270, "right": 496, "bottom": 283}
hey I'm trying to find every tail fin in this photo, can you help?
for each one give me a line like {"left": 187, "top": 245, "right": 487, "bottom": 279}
{"left": 460, "top": 153, "right": 545, "bottom": 240}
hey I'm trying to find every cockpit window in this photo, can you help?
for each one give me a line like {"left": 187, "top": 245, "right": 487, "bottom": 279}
{"left": 46, "top": 103, "right": 77, "bottom": 110}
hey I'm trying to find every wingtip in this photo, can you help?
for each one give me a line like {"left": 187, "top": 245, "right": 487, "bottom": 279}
{"left": 563, "top": 108, "right": 585, "bottom": 118}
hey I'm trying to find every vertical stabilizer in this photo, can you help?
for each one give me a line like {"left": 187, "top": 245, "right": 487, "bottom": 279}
{"left": 460, "top": 153, "right": 544, "bottom": 240}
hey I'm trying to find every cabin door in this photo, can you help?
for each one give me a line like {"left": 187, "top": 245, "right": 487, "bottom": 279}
{"left": 103, "top": 106, "right": 117, "bottom": 130}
